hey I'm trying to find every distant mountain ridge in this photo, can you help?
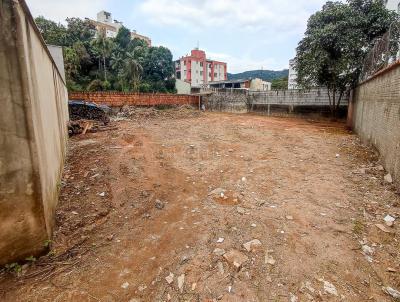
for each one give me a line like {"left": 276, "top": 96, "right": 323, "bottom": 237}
{"left": 227, "top": 69, "right": 289, "bottom": 82}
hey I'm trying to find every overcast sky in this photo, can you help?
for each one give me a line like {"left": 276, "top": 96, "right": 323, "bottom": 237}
{"left": 26, "top": 0, "right": 327, "bottom": 73}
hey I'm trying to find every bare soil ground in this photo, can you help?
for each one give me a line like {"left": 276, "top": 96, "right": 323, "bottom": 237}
{"left": 1, "top": 110, "right": 399, "bottom": 302}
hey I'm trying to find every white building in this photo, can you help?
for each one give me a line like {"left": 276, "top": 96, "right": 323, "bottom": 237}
{"left": 383, "top": 0, "right": 400, "bottom": 12}
{"left": 288, "top": 58, "right": 298, "bottom": 90}
{"left": 89, "top": 11, "right": 151, "bottom": 46}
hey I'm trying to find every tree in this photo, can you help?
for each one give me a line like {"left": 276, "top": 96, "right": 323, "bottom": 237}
{"left": 271, "top": 77, "right": 288, "bottom": 90}
{"left": 295, "top": 0, "right": 397, "bottom": 117}
{"left": 115, "top": 26, "right": 131, "bottom": 49}
{"left": 65, "top": 18, "right": 95, "bottom": 46}
{"left": 35, "top": 16, "right": 67, "bottom": 46}
{"left": 91, "top": 31, "right": 115, "bottom": 81}
{"left": 142, "top": 46, "right": 175, "bottom": 92}
{"left": 122, "top": 51, "right": 143, "bottom": 91}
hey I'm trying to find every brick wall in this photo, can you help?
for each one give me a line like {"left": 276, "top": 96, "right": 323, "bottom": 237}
{"left": 352, "top": 61, "right": 400, "bottom": 185}
{"left": 69, "top": 91, "right": 200, "bottom": 107}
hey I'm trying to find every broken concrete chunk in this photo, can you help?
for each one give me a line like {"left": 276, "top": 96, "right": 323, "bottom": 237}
{"left": 383, "top": 286, "right": 400, "bottom": 299}
{"left": 384, "top": 215, "right": 396, "bottom": 227}
{"left": 165, "top": 273, "right": 174, "bottom": 284}
{"left": 223, "top": 250, "right": 248, "bottom": 269}
{"left": 121, "top": 282, "right": 129, "bottom": 289}
{"left": 177, "top": 274, "right": 185, "bottom": 293}
{"left": 265, "top": 253, "right": 276, "bottom": 265}
{"left": 323, "top": 280, "right": 338, "bottom": 296}
{"left": 213, "top": 248, "right": 226, "bottom": 256}
{"left": 384, "top": 173, "right": 393, "bottom": 183}
{"left": 208, "top": 188, "right": 225, "bottom": 196}
{"left": 243, "top": 239, "right": 262, "bottom": 252}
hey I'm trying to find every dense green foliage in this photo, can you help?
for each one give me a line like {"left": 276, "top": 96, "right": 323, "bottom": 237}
{"left": 271, "top": 77, "right": 288, "bottom": 90}
{"left": 295, "top": 0, "right": 398, "bottom": 116}
{"left": 228, "top": 69, "right": 289, "bottom": 82}
{"left": 35, "top": 16, "right": 175, "bottom": 93}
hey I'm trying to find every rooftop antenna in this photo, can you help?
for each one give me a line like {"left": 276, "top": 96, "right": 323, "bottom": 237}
{"left": 195, "top": 41, "right": 199, "bottom": 50}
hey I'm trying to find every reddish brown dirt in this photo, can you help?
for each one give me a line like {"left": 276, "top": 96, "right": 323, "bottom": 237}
{"left": 1, "top": 111, "right": 399, "bottom": 302}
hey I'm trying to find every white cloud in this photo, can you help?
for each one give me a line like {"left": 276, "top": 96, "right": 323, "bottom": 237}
{"left": 25, "top": 0, "right": 109, "bottom": 23}
{"left": 140, "top": 0, "right": 326, "bottom": 35}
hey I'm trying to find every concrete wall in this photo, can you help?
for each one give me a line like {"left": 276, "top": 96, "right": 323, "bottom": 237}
{"left": 69, "top": 91, "right": 200, "bottom": 107}
{"left": 176, "top": 79, "right": 191, "bottom": 95}
{"left": 351, "top": 61, "right": 400, "bottom": 185}
{"left": 0, "top": 0, "right": 69, "bottom": 265}
{"left": 47, "top": 45, "right": 66, "bottom": 82}
{"left": 203, "top": 88, "right": 349, "bottom": 114}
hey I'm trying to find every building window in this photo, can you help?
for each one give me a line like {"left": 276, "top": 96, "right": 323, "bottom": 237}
{"left": 200, "top": 62, "right": 203, "bottom": 67}
{"left": 200, "top": 71, "right": 203, "bottom": 76}
{"left": 184, "top": 61, "right": 186, "bottom": 66}
{"left": 177, "top": 71, "right": 181, "bottom": 79}
{"left": 214, "top": 72, "right": 217, "bottom": 77}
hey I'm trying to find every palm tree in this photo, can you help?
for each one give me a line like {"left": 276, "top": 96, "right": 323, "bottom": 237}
{"left": 91, "top": 31, "right": 114, "bottom": 81}
{"left": 123, "top": 50, "right": 143, "bottom": 92}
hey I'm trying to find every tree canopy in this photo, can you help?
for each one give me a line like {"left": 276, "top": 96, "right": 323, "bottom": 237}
{"left": 35, "top": 17, "right": 176, "bottom": 93}
{"left": 295, "top": 0, "right": 398, "bottom": 116}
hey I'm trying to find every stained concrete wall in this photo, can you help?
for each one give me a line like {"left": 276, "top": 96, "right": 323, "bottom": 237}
{"left": 351, "top": 62, "right": 400, "bottom": 185}
{"left": 0, "top": 0, "right": 68, "bottom": 265}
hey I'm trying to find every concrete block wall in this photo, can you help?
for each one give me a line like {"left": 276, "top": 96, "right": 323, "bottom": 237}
{"left": 0, "top": 0, "right": 68, "bottom": 265}
{"left": 69, "top": 92, "right": 200, "bottom": 107}
{"left": 352, "top": 61, "right": 400, "bottom": 185}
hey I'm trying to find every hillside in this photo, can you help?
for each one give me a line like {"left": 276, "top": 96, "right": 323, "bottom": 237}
{"left": 227, "top": 69, "right": 289, "bottom": 82}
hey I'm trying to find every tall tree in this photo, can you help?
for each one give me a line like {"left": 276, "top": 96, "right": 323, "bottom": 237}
{"left": 91, "top": 31, "right": 114, "bottom": 81}
{"left": 295, "top": 0, "right": 397, "bottom": 117}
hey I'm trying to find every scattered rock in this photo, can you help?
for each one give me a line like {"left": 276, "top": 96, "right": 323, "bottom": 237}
{"left": 387, "top": 267, "right": 397, "bottom": 273}
{"left": 217, "top": 261, "right": 225, "bottom": 275}
{"left": 289, "top": 293, "right": 298, "bottom": 302}
{"left": 213, "top": 248, "right": 226, "bottom": 256}
{"left": 191, "top": 283, "right": 197, "bottom": 291}
{"left": 335, "top": 154, "right": 340, "bottom": 158}
{"left": 209, "top": 188, "right": 225, "bottom": 196}
{"left": 251, "top": 223, "right": 257, "bottom": 228}
{"left": 241, "top": 177, "right": 247, "bottom": 182}
{"left": 286, "top": 215, "right": 293, "bottom": 220}
{"left": 217, "top": 237, "right": 225, "bottom": 243}
{"left": 384, "top": 173, "right": 393, "bottom": 183}
{"left": 375, "top": 223, "right": 395, "bottom": 234}
{"left": 383, "top": 286, "right": 400, "bottom": 299}
{"left": 384, "top": 215, "right": 396, "bottom": 227}
{"left": 323, "top": 280, "right": 338, "bottom": 296}
{"left": 223, "top": 250, "right": 248, "bottom": 269}
{"left": 177, "top": 274, "right": 185, "bottom": 293}
{"left": 165, "top": 273, "right": 174, "bottom": 284}
{"left": 99, "top": 192, "right": 105, "bottom": 197}
{"left": 237, "top": 207, "right": 246, "bottom": 215}
{"left": 243, "top": 239, "right": 262, "bottom": 252}
{"left": 155, "top": 199, "right": 165, "bottom": 210}
{"left": 138, "top": 285, "right": 147, "bottom": 292}
{"left": 121, "top": 282, "right": 129, "bottom": 289}
{"left": 265, "top": 253, "right": 276, "bottom": 265}
{"left": 362, "top": 245, "right": 374, "bottom": 256}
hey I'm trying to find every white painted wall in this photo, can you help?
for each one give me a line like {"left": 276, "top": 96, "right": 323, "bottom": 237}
{"left": 288, "top": 58, "right": 298, "bottom": 90}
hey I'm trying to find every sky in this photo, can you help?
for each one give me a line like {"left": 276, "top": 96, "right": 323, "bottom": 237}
{"left": 26, "top": 0, "right": 328, "bottom": 73}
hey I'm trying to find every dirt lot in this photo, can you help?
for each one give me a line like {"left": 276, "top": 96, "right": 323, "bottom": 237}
{"left": 1, "top": 109, "right": 399, "bottom": 302}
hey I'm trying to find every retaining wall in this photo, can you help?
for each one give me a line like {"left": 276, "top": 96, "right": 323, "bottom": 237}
{"left": 69, "top": 91, "right": 200, "bottom": 107}
{"left": 0, "top": 0, "right": 69, "bottom": 264}
{"left": 351, "top": 61, "right": 400, "bottom": 185}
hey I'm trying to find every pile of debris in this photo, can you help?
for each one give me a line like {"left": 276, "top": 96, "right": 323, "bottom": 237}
{"left": 116, "top": 105, "right": 201, "bottom": 121}
{"left": 69, "top": 100, "right": 111, "bottom": 124}
{"left": 68, "top": 101, "right": 114, "bottom": 136}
